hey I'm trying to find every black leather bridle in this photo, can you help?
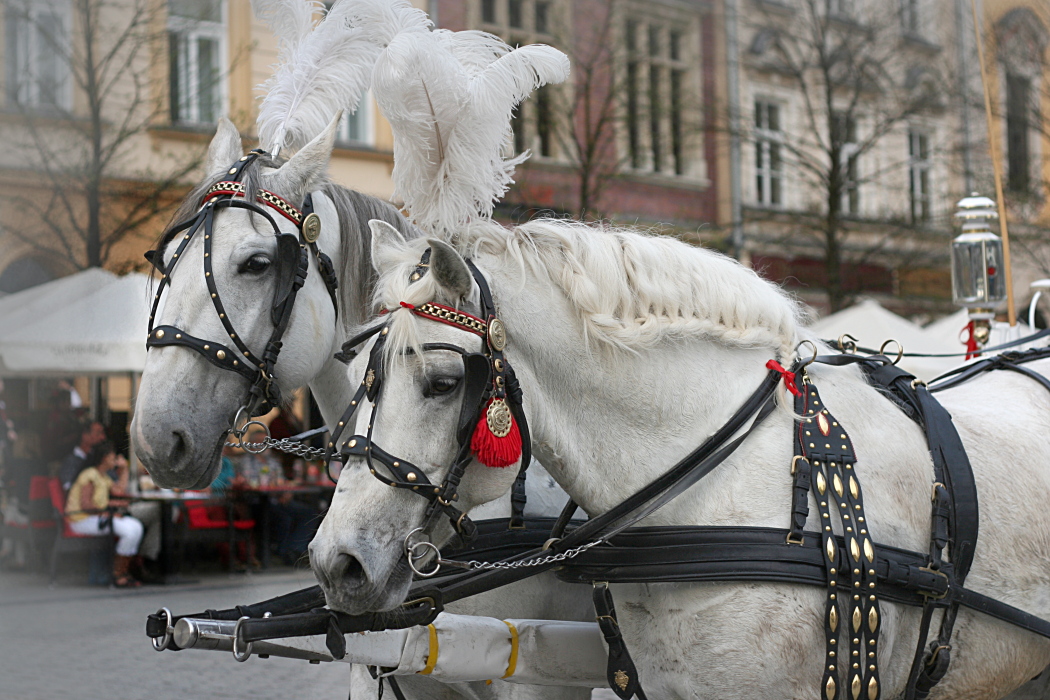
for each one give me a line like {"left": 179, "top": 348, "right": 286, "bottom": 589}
{"left": 324, "top": 253, "right": 531, "bottom": 545}
{"left": 144, "top": 149, "right": 340, "bottom": 421}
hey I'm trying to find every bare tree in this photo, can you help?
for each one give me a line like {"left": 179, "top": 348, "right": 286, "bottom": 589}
{"left": 1, "top": 0, "right": 204, "bottom": 271}
{"left": 742, "top": 0, "right": 950, "bottom": 311}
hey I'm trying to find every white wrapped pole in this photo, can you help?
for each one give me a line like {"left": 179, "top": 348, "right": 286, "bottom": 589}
{"left": 173, "top": 612, "right": 607, "bottom": 687}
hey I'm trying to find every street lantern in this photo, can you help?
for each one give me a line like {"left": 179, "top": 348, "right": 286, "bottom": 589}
{"left": 951, "top": 193, "right": 1006, "bottom": 346}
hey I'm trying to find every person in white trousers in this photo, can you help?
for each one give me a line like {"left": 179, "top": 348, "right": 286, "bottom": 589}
{"left": 65, "top": 442, "right": 143, "bottom": 586}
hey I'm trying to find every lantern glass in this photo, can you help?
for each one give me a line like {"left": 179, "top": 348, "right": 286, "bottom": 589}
{"left": 951, "top": 232, "right": 1005, "bottom": 308}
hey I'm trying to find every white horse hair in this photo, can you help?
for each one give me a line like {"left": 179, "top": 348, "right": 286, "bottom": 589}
{"left": 131, "top": 121, "right": 591, "bottom": 700}
{"left": 312, "top": 216, "right": 1050, "bottom": 699}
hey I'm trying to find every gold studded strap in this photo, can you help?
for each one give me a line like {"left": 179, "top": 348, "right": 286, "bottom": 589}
{"left": 796, "top": 381, "right": 880, "bottom": 700}
{"left": 202, "top": 182, "right": 304, "bottom": 226}
{"left": 400, "top": 301, "right": 489, "bottom": 338}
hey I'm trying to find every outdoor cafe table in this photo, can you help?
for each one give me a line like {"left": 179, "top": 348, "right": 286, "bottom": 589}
{"left": 134, "top": 489, "right": 216, "bottom": 584}
{"left": 240, "top": 483, "right": 334, "bottom": 569}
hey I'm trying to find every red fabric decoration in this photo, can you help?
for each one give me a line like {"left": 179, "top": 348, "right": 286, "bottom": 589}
{"left": 471, "top": 398, "right": 522, "bottom": 467}
{"left": 962, "top": 320, "right": 979, "bottom": 360}
{"left": 766, "top": 359, "right": 802, "bottom": 397}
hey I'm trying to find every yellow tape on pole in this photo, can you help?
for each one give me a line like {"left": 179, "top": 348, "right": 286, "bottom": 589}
{"left": 418, "top": 624, "right": 439, "bottom": 675}
{"left": 502, "top": 621, "right": 520, "bottom": 679}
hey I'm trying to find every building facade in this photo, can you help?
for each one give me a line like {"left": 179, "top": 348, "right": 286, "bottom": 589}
{"left": 718, "top": 0, "right": 1049, "bottom": 318}
{"left": 433, "top": 0, "right": 720, "bottom": 237}
{"left": 0, "top": 0, "right": 403, "bottom": 295}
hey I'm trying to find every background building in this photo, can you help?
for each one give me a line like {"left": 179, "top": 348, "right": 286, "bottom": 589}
{"left": 433, "top": 0, "right": 720, "bottom": 239}
{"left": 0, "top": 0, "right": 402, "bottom": 296}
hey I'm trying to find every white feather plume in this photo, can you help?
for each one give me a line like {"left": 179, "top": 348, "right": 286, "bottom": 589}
{"left": 372, "top": 28, "right": 570, "bottom": 235}
{"left": 253, "top": 0, "right": 429, "bottom": 155}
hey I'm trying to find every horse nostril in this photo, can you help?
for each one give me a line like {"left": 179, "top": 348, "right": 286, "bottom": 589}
{"left": 332, "top": 552, "right": 367, "bottom": 589}
{"left": 169, "top": 430, "right": 189, "bottom": 465}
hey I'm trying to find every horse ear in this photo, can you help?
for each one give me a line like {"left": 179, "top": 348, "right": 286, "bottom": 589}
{"left": 369, "top": 219, "right": 408, "bottom": 273}
{"left": 271, "top": 111, "right": 341, "bottom": 199}
{"left": 206, "top": 117, "right": 243, "bottom": 176}
{"left": 427, "top": 238, "right": 472, "bottom": 300}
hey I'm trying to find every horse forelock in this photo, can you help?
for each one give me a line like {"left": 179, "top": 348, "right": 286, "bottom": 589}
{"left": 374, "top": 219, "right": 802, "bottom": 361}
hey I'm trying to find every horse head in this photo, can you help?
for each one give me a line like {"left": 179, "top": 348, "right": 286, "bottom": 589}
{"left": 311, "top": 221, "right": 525, "bottom": 613}
{"left": 132, "top": 117, "right": 344, "bottom": 489}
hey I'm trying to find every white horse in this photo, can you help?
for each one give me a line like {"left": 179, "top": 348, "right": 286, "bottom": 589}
{"left": 130, "top": 120, "right": 591, "bottom": 700}
{"left": 312, "top": 217, "right": 1050, "bottom": 699}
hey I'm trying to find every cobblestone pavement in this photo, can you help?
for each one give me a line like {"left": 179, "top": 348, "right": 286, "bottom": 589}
{"left": 3, "top": 566, "right": 1046, "bottom": 700}
{"left": 0, "top": 567, "right": 353, "bottom": 700}
{"left": 0, "top": 566, "right": 620, "bottom": 700}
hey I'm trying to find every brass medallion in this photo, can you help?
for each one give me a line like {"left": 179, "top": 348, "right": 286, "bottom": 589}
{"left": 302, "top": 212, "right": 322, "bottom": 243}
{"left": 488, "top": 317, "right": 507, "bottom": 351}
{"left": 817, "top": 412, "right": 831, "bottom": 436}
{"left": 486, "top": 398, "right": 513, "bottom": 438}
{"left": 365, "top": 368, "right": 375, "bottom": 390}
{"left": 613, "top": 670, "right": 629, "bottom": 692}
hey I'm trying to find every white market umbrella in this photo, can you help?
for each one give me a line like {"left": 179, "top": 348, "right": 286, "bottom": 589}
{"left": 809, "top": 299, "right": 957, "bottom": 380}
{"left": 0, "top": 272, "right": 151, "bottom": 375}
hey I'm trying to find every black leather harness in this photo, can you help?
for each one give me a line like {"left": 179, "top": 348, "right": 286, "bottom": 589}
{"left": 322, "top": 256, "right": 532, "bottom": 544}
{"left": 146, "top": 251, "right": 1050, "bottom": 700}
{"left": 144, "top": 150, "right": 340, "bottom": 419}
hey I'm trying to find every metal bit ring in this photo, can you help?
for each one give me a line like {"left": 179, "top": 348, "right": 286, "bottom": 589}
{"left": 151, "top": 607, "right": 173, "bottom": 652}
{"left": 237, "top": 421, "right": 271, "bottom": 454}
{"left": 232, "top": 616, "right": 254, "bottom": 662}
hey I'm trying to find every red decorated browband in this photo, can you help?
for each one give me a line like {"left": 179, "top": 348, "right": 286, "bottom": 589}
{"left": 202, "top": 181, "right": 304, "bottom": 226}
{"left": 398, "top": 301, "right": 488, "bottom": 338}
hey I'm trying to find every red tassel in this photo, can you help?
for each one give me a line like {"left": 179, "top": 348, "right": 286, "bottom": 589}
{"left": 471, "top": 398, "right": 522, "bottom": 468}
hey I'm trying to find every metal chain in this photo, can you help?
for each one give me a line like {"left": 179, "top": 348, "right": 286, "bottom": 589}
{"left": 446, "top": 538, "right": 603, "bottom": 571}
{"left": 223, "top": 436, "right": 327, "bottom": 460}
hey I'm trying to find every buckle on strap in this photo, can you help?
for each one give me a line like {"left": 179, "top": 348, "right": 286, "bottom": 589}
{"left": 918, "top": 566, "right": 950, "bottom": 600}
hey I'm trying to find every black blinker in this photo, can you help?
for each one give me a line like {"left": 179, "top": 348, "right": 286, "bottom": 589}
{"left": 271, "top": 233, "right": 305, "bottom": 325}
{"left": 456, "top": 352, "right": 492, "bottom": 446}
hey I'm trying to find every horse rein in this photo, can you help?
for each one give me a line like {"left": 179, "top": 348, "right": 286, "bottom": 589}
{"left": 143, "top": 149, "right": 340, "bottom": 428}
{"left": 324, "top": 252, "right": 532, "bottom": 561}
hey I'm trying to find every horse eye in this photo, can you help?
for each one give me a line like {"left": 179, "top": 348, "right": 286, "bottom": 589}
{"left": 240, "top": 254, "right": 271, "bottom": 274}
{"left": 424, "top": 376, "right": 460, "bottom": 398}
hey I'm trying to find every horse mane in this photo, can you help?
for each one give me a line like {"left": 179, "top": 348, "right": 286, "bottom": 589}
{"left": 378, "top": 218, "right": 802, "bottom": 360}
{"left": 157, "top": 154, "right": 420, "bottom": 339}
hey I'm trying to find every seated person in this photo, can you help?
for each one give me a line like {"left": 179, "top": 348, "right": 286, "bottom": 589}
{"left": 65, "top": 441, "right": 144, "bottom": 587}
{"left": 233, "top": 429, "right": 319, "bottom": 566}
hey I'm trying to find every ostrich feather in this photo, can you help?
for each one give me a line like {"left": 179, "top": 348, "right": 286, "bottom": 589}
{"left": 373, "top": 29, "right": 570, "bottom": 235}
{"left": 250, "top": 0, "right": 318, "bottom": 49}
{"left": 254, "top": 0, "right": 429, "bottom": 155}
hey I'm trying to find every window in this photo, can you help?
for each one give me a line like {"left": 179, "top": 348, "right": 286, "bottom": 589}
{"left": 337, "top": 96, "right": 373, "bottom": 146}
{"left": 828, "top": 0, "right": 853, "bottom": 18}
{"left": 755, "top": 101, "right": 783, "bottom": 206}
{"left": 1006, "top": 74, "right": 1031, "bottom": 192}
{"left": 4, "top": 1, "right": 71, "bottom": 112}
{"left": 508, "top": 0, "right": 522, "bottom": 28}
{"left": 908, "top": 130, "right": 930, "bottom": 223}
{"left": 626, "top": 17, "right": 692, "bottom": 175}
{"left": 535, "top": 2, "right": 549, "bottom": 34}
{"left": 480, "top": 0, "right": 563, "bottom": 159}
{"left": 833, "top": 113, "right": 859, "bottom": 214}
{"left": 482, "top": 0, "right": 497, "bottom": 24}
{"left": 901, "top": 0, "right": 921, "bottom": 35}
{"left": 168, "top": 0, "right": 225, "bottom": 126}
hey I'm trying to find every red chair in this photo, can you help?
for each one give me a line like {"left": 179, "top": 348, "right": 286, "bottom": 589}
{"left": 1, "top": 475, "right": 55, "bottom": 571}
{"left": 181, "top": 500, "right": 255, "bottom": 573}
{"left": 47, "top": 477, "right": 114, "bottom": 585}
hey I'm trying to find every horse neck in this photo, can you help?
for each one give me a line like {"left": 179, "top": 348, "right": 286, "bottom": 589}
{"left": 489, "top": 255, "right": 785, "bottom": 521}
{"left": 309, "top": 186, "right": 419, "bottom": 431}
{"left": 323, "top": 184, "right": 421, "bottom": 335}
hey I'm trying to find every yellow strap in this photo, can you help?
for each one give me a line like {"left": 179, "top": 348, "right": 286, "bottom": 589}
{"left": 418, "top": 624, "right": 439, "bottom": 675}
{"left": 502, "top": 620, "right": 519, "bottom": 679}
